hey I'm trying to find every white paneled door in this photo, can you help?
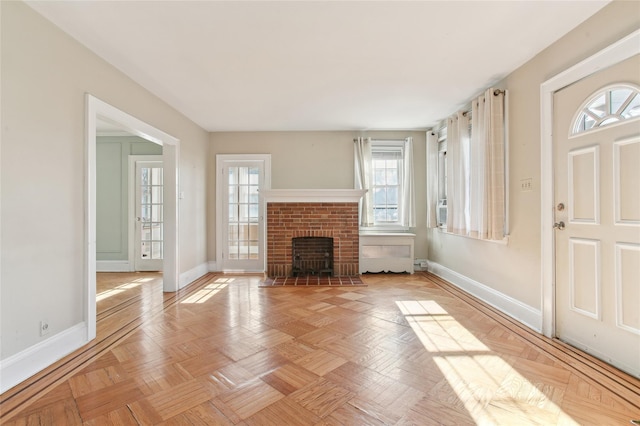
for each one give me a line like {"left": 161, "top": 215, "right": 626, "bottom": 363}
{"left": 135, "top": 161, "right": 163, "bottom": 271}
{"left": 554, "top": 54, "right": 640, "bottom": 378}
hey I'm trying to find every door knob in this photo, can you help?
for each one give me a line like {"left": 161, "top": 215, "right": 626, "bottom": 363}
{"left": 557, "top": 203, "right": 565, "bottom": 211}
{"left": 553, "top": 221, "right": 565, "bottom": 230}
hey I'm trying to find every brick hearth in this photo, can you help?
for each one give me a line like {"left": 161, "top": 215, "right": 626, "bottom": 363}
{"left": 266, "top": 202, "right": 359, "bottom": 277}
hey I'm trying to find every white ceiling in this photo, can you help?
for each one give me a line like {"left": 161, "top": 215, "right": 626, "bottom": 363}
{"left": 27, "top": 1, "right": 609, "bottom": 132}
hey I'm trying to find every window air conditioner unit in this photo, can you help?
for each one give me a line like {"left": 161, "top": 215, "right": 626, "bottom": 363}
{"left": 437, "top": 199, "right": 447, "bottom": 226}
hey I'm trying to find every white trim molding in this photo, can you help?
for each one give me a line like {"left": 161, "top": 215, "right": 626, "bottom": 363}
{"left": 540, "top": 29, "right": 640, "bottom": 338}
{"left": 261, "top": 189, "right": 366, "bottom": 203}
{"left": 428, "top": 261, "right": 542, "bottom": 333}
{"left": 0, "top": 323, "right": 87, "bottom": 394}
{"left": 87, "top": 94, "right": 180, "bottom": 297}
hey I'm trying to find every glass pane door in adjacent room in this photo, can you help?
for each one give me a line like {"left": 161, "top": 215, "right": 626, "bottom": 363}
{"left": 135, "top": 161, "right": 163, "bottom": 271}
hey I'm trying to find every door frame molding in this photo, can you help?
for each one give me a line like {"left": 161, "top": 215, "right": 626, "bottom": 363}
{"left": 86, "top": 94, "right": 180, "bottom": 341}
{"left": 215, "top": 154, "right": 271, "bottom": 272}
{"left": 540, "top": 29, "right": 640, "bottom": 337}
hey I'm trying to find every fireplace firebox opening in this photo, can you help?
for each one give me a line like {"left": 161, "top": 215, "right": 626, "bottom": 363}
{"left": 292, "top": 237, "right": 333, "bottom": 277}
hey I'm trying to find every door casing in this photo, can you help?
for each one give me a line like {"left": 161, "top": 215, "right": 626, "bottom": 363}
{"left": 86, "top": 94, "right": 180, "bottom": 341}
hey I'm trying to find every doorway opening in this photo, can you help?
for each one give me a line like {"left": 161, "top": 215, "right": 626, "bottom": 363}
{"left": 86, "top": 94, "right": 180, "bottom": 341}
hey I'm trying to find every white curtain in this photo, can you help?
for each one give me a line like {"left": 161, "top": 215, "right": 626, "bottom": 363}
{"left": 469, "top": 94, "right": 486, "bottom": 239}
{"left": 446, "top": 111, "right": 470, "bottom": 234}
{"left": 485, "top": 89, "right": 506, "bottom": 240}
{"left": 426, "top": 131, "right": 439, "bottom": 228}
{"left": 468, "top": 88, "right": 506, "bottom": 240}
{"left": 401, "top": 137, "right": 416, "bottom": 228}
{"left": 354, "top": 137, "right": 373, "bottom": 227}
{"left": 443, "top": 89, "right": 506, "bottom": 239}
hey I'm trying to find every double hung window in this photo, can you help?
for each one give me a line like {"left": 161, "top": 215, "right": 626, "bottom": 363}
{"left": 371, "top": 142, "right": 403, "bottom": 225}
{"left": 355, "top": 137, "right": 415, "bottom": 230}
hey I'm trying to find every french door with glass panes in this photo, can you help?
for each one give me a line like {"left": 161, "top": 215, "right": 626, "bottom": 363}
{"left": 219, "top": 156, "right": 269, "bottom": 272}
{"left": 135, "top": 161, "right": 163, "bottom": 271}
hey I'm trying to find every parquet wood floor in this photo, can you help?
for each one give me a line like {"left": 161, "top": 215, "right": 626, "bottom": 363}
{"left": 1, "top": 272, "right": 639, "bottom": 425}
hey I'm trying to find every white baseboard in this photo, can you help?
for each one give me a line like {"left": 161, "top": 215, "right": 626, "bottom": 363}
{"left": 179, "top": 263, "right": 209, "bottom": 289}
{"left": 96, "top": 260, "right": 131, "bottom": 272}
{"left": 427, "top": 261, "right": 542, "bottom": 333}
{"left": 0, "top": 323, "right": 88, "bottom": 394}
{"left": 208, "top": 261, "right": 266, "bottom": 274}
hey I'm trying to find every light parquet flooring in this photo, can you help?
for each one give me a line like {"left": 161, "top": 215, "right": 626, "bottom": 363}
{"left": 1, "top": 272, "right": 639, "bottom": 425}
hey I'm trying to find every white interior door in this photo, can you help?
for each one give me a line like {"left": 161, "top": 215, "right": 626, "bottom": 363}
{"left": 218, "top": 157, "right": 269, "bottom": 272}
{"left": 554, "top": 54, "right": 640, "bottom": 378}
{"left": 135, "top": 160, "right": 163, "bottom": 271}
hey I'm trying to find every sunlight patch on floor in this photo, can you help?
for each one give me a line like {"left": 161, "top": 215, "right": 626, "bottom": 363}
{"left": 181, "top": 283, "right": 228, "bottom": 304}
{"left": 96, "top": 278, "right": 149, "bottom": 302}
{"left": 397, "top": 300, "right": 578, "bottom": 425}
{"left": 396, "top": 300, "right": 488, "bottom": 352}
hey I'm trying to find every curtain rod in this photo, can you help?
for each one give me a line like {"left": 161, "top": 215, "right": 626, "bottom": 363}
{"left": 460, "top": 89, "right": 506, "bottom": 116}
{"left": 352, "top": 138, "right": 409, "bottom": 142}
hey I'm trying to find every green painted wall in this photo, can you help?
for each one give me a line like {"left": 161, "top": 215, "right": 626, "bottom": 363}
{"left": 96, "top": 136, "right": 162, "bottom": 261}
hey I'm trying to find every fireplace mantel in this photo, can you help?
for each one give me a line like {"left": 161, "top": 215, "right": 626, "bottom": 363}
{"left": 261, "top": 189, "right": 366, "bottom": 203}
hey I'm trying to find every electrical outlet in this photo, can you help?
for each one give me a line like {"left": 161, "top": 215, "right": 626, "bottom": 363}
{"left": 413, "top": 259, "right": 428, "bottom": 271}
{"left": 520, "top": 178, "right": 533, "bottom": 192}
{"left": 40, "top": 320, "right": 50, "bottom": 336}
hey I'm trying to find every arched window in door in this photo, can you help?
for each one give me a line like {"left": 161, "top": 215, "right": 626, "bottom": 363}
{"left": 571, "top": 84, "right": 640, "bottom": 135}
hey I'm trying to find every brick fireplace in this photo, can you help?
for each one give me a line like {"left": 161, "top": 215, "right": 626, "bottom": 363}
{"left": 262, "top": 190, "right": 365, "bottom": 277}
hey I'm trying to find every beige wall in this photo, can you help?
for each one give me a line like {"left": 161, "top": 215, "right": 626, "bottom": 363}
{"left": 1, "top": 1, "right": 209, "bottom": 359}
{"left": 209, "top": 131, "right": 428, "bottom": 262}
{"left": 428, "top": 0, "right": 640, "bottom": 309}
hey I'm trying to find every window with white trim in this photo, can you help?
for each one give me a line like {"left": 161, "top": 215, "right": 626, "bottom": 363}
{"left": 355, "top": 137, "right": 415, "bottom": 230}
{"left": 371, "top": 141, "right": 404, "bottom": 225}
